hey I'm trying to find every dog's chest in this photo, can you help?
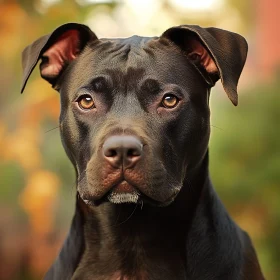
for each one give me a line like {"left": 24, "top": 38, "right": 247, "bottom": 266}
{"left": 71, "top": 244, "right": 187, "bottom": 280}
{"left": 71, "top": 254, "right": 188, "bottom": 280}
{"left": 101, "top": 271, "right": 146, "bottom": 280}
{"left": 72, "top": 269, "right": 185, "bottom": 280}
{"left": 71, "top": 211, "right": 189, "bottom": 279}
{"left": 72, "top": 268, "right": 148, "bottom": 280}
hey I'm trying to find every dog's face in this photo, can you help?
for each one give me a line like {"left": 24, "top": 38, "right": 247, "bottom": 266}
{"left": 21, "top": 24, "right": 248, "bottom": 206}
{"left": 58, "top": 37, "right": 211, "bottom": 206}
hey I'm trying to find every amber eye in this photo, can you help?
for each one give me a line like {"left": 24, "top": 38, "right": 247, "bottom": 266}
{"left": 161, "top": 94, "right": 179, "bottom": 108}
{"left": 77, "top": 95, "right": 95, "bottom": 110}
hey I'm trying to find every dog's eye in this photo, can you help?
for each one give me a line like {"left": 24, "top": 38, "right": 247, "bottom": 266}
{"left": 77, "top": 95, "right": 95, "bottom": 110}
{"left": 161, "top": 94, "right": 179, "bottom": 109}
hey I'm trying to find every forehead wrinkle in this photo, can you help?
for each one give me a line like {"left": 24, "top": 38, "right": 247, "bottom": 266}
{"left": 99, "top": 37, "right": 155, "bottom": 65}
{"left": 93, "top": 39, "right": 135, "bottom": 63}
{"left": 104, "top": 43, "right": 131, "bottom": 60}
{"left": 83, "top": 37, "right": 189, "bottom": 93}
{"left": 85, "top": 36, "right": 158, "bottom": 74}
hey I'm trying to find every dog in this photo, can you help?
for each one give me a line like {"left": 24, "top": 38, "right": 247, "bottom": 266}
{"left": 21, "top": 23, "right": 265, "bottom": 280}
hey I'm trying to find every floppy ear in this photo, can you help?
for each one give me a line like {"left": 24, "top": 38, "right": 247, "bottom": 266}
{"left": 21, "top": 23, "right": 98, "bottom": 93}
{"left": 161, "top": 25, "right": 248, "bottom": 106}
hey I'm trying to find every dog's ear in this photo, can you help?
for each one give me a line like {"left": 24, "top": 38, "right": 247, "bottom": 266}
{"left": 21, "top": 23, "right": 98, "bottom": 93}
{"left": 161, "top": 25, "right": 248, "bottom": 106}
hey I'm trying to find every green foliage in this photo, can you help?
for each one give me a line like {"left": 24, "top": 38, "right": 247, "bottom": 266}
{"left": 210, "top": 80, "right": 280, "bottom": 200}
{"left": 209, "top": 79, "right": 280, "bottom": 279}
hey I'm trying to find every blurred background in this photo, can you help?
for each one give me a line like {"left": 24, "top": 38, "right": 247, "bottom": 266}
{"left": 0, "top": 0, "right": 279, "bottom": 279}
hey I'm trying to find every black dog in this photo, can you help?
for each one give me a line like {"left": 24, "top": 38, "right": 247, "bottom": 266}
{"left": 21, "top": 23, "right": 265, "bottom": 280}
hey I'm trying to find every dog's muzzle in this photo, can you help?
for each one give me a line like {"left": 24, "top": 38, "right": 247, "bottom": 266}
{"left": 98, "top": 135, "right": 144, "bottom": 204}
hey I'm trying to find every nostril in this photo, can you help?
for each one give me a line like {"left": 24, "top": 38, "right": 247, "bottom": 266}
{"left": 127, "top": 148, "right": 141, "bottom": 157}
{"left": 104, "top": 148, "right": 118, "bottom": 158}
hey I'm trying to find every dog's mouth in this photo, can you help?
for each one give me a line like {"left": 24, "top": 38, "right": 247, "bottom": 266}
{"left": 107, "top": 180, "right": 140, "bottom": 204}
{"left": 81, "top": 179, "right": 141, "bottom": 205}
{"left": 80, "top": 166, "right": 180, "bottom": 207}
{"left": 81, "top": 179, "right": 169, "bottom": 207}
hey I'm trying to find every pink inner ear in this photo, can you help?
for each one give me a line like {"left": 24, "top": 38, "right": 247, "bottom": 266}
{"left": 41, "top": 30, "right": 80, "bottom": 78}
{"left": 188, "top": 39, "right": 218, "bottom": 74}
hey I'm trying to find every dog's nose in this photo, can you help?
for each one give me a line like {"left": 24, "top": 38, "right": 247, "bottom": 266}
{"left": 102, "top": 135, "right": 143, "bottom": 169}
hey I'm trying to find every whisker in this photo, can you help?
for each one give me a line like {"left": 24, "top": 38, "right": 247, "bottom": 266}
{"left": 71, "top": 181, "right": 77, "bottom": 196}
{"left": 210, "top": 124, "right": 223, "bottom": 131}
{"left": 45, "top": 126, "right": 59, "bottom": 133}
{"left": 115, "top": 203, "right": 138, "bottom": 226}
{"left": 114, "top": 207, "right": 121, "bottom": 226}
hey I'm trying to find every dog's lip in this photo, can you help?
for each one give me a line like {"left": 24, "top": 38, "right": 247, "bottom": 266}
{"left": 80, "top": 188, "right": 175, "bottom": 207}
{"left": 112, "top": 180, "right": 137, "bottom": 193}
{"left": 81, "top": 173, "right": 179, "bottom": 206}
{"left": 81, "top": 192, "right": 171, "bottom": 207}
{"left": 80, "top": 180, "right": 140, "bottom": 206}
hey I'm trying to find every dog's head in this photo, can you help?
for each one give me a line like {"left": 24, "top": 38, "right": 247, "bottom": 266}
{"left": 21, "top": 23, "right": 247, "bottom": 206}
